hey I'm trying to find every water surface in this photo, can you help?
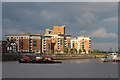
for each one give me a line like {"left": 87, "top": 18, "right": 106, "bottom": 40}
{"left": 2, "top": 59, "right": 118, "bottom": 78}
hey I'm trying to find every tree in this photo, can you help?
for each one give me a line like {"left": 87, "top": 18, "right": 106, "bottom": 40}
{"left": 88, "top": 49, "right": 91, "bottom": 54}
{"left": 70, "top": 48, "right": 74, "bottom": 54}
{"left": 74, "top": 48, "right": 77, "bottom": 54}
{"left": 93, "top": 49, "right": 99, "bottom": 53}
{"left": 79, "top": 49, "right": 82, "bottom": 54}
{"left": 83, "top": 49, "right": 86, "bottom": 53}
{"left": 64, "top": 47, "right": 69, "bottom": 54}
{"left": 70, "top": 48, "right": 77, "bottom": 54}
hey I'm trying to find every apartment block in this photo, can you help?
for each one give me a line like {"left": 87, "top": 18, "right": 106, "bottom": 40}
{"left": 71, "top": 36, "right": 91, "bottom": 54}
{"left": 6, "top": 33, "right": 42, "bottom": 53}
{"left": 44, "top": 34, "right": 71, "bottom": 54}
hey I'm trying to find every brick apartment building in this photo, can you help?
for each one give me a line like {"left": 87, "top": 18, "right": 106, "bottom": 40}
{"left": 71, "top": 36, "right": 91, "bottom": 54}
{"left": 5, "top": 25, "right": 91, "bottom": 54}
{"left": 6, "top": 33, "right": 42, "bottom": 53}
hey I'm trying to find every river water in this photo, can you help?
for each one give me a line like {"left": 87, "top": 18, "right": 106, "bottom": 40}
{"left": 2, "top": 59, "right": 118, "bottom": 78}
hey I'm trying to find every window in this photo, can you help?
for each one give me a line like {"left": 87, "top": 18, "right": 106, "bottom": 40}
{"left": 68, "top": 42, "right": 70, "bottom": 48}
{"left": 48, "top": 44, "right": 50, "bottom": 50}
{"left": 33, "top": 40, "right": 37, "bottom": 46}
{"left": 64, "top": 37, "right": 66, "bottom": 40}
{"left": 21, "top": 40, "right": 23, "bottom": 49}
{"left": 73, "top": 43, "right": 74, "bottom": 48}
{"left": 82, "top": 42, "right": 84, "bottom": 45}
{"left": 7, "top": 37, "right": 9, "bottom": 41}
{"left": 21, "top": 47, "right": 23, "bottom": 49}
{"left": 82, "top": 45, "right": 84, "bottom": 50}
{"left": 49, "top": 31, "right": 51, "bottom": 34}
{"left": 61, "top": 39, "right": 62, "bottom": 45}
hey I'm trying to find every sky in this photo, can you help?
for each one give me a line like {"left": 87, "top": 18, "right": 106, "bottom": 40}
{"left": 2, "top": 2, "right": 118, "bottom": 51}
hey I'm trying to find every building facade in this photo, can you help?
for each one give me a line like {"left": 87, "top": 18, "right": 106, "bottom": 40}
{"left": 0, "top": 40, "right": 18, "bottom": 53}
{"left": 6, "top": 33, "right": 42, "bottom": 53}
{"left": 71, "top": 36, "right": 91, "bottom": 54}
{"left": 6, "top": 40, "right": 17, "bottom": 53}
{"left": 44, "top": 34, "right": 71, "bottom": 54}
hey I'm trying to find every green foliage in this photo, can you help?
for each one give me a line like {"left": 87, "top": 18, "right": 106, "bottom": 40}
{"left": 64, "top": 47, "right": 69, "bottom": 53}
{"left": 83, "top": 49, "right": 86, "bottom": 52}
{"left": 70, "top": 48, "right": 77, "bottom": 54}
{"left": 79, "top": 49, "right": 82, "bottom": 54}
{"left": 88, "top": 49, "right": 91, "bottom": 53}
{"left": 74, "top": 48, "right": 77, "bottom": 53}
{"left": 92, "top": 49, "right": 99, "bottom": 53}
{"left": 70, "top": 48, "right": 74, "bottom": 54}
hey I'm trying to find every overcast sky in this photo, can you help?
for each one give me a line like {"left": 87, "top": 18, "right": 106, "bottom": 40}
{"left": 2, "top": 2, "right": 118, "bottom": 51}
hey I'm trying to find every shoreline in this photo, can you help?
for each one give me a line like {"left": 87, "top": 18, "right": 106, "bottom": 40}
{"left": 2, "top": 54, "right": 96, "bottom": 61}
{"left": 2, "top": 53, "right": 108, "bottom": 61}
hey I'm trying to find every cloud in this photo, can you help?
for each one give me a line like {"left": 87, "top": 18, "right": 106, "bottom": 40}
{"left": 76, "top": 12, "right": 98, "bottom": 26}
{"left": 90, "top": 28, "right": 117, "bottom": 38}
{"left": 76, "top": 28, "right": 117, "bottom": 38}
{"left": 102, "top": 17, "right": 118, "bottom": 22}
{"left": 82, "top": 3, "right": 118, "bottom": 13}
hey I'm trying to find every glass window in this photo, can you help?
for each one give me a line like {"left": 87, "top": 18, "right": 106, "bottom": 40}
{"left": 82, "top": 45, "right": 84, "bottom": 50}
{"left": 64, "top": 37, "right": 66, "bottom": 40}
{"left": 33, "top": 40, "right": 37, "bottom": 46}
{"left": 82, "top": 42, "right": 84, "bottom": 45}
{"left": 61, "top": 39, "right": 62, "bottom": 45}
{"left": 68, "top": 42, "right": 70, "bottom": 48}
{"left": 73, "top": 43, "right": 74, "bottom": 48}
{"left": 48, "top": 44, "right": 50, "bottom": 50}
{"left": 49, "top": 31, "right": 51, "bottom": 34}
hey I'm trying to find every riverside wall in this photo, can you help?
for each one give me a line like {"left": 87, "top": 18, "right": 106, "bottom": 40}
{"left": 2, "top": 53, "right": 97, "bottom": 61}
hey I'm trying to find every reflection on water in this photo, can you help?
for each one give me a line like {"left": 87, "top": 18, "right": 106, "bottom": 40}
{"left": 62, "top": 59, "right": 118, "bottom": 64}
{"left": 63, "top": 59, "right": 90, "bottom": 64}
